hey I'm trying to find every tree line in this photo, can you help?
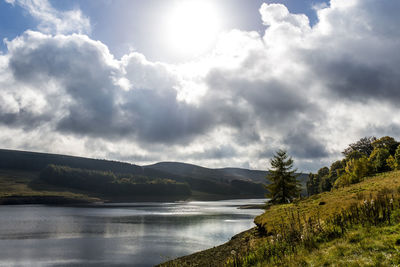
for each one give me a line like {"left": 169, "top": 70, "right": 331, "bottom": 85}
{"left": 40, "top": 164, "right": 191, "bottom": 197}
{"left": 307, "top": 136, "right": 400, "bottom": 195}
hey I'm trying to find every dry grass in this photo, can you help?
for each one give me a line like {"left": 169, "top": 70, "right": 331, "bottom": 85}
{"left": 255, "top": 171, "right": 400, "bottom": 233}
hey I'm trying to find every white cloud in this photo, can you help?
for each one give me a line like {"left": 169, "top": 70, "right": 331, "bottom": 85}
{"left": 1, "top": 0, "right": 400, "bottom": 172}
{"left": 5, "top": 0, "right": 90, "bottom": 35}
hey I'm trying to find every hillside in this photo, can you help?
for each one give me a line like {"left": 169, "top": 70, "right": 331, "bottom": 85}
{"left": 0, "top": 149, "right": 143, "bottom": 174}
{"left": 0, "top": 169, "right": 99, "bottom": 204}
{"left": 147, "top": 161, "right": 309, "bottom": 193}
{"left": 146, "top": 162, "right": 269, "bottom": 183}
{"left": 0, "top": 149, "right": 273, "bottom": 202}
{"left": 161, "top": 170, "right": 400, "bottom": 266}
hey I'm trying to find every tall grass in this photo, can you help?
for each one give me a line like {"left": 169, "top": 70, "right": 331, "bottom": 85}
{"left": 226, "top": 188, "right": 400, "bottom": 267}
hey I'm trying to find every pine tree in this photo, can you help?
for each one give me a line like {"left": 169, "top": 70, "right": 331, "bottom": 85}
{"left": 266, "top": 149, "right": 301, "bottom": 204}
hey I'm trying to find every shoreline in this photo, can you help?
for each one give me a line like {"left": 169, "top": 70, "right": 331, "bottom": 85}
{"left": 0, "top": 194, "right": 266, "bottom": 205}
{"left": 158, "top": 202, "right": 267, "bottom": 266}
{"left": 0, "top": 195, "right": 97, "bottom": 205}
{"left": 157, "top": 227, "right": 266, "bottom": 267}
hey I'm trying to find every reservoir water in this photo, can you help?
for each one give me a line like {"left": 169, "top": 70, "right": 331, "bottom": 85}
{"left": 0, "top": 198, "right": 265, "bottom": 266}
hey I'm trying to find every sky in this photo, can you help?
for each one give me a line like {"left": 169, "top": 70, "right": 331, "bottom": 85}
{"left": 0, "top": 0, "right": 399, "bottom": 172}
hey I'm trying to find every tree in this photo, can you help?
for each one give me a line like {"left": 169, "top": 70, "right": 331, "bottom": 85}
{"left": 369, "top": 147, "right": 390, "bottom": 173}
{"left": 266, "top": 150, "right": 301, "bottom": 204}
{"left": 306, "top": 173, "right": 319, "bottom": 196}
{"left": 328, "top": 160, "right": 345, "bottom": 183}
{"left": 387, "top": 144, "right": 400, "bottom": 170}
{"left": 372, "top": 136, "right": 399, "bottom": 155}
{"left": 342, "top": 136, "right": 376, "bottom": 158}
{"left": 345, "top": 156, "right": 374, "bottom": 183}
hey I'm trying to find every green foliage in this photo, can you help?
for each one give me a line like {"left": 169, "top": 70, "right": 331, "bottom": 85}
{"left": 344, "top": 150, "right": 364, "bottom": 161}
{"left": 329, "top": 160, "right": 345, "bottom": 181}
{"left": 334, "top": 157, "right": 373, "bottom": 189}
{"left": 306, "top": 173, "right": 319, "bottom": 196}
{"left": 342, "top": 136, "right": 376, "bottom": 158}
{"left": 308, "top": 136, "right": 400, "bottom": 196}
{"left": 307, "top": 163, "right": 344, "bottom": 196}
{"left": 333, "top": 173, "right": 351, "bottom": 188}
{"left": 396, "top": 144, "right": 400, "bottom": 162}
{"left": 388, "top": 145, "right": 400, "bottom": 170}
{"left": 319, "top": 176, "right": 332, "bottom": 192}
{"left": 266, "top": 150, "right": 301, "bottom": 204}
{"left": 369, "top": 147, "right": 390, "bottom": 173}
{"left": 348, "top": 157, "right": 373, "bottom": 183}
{"left": 372, "top": 136, "right": 399, "bottom": 155}
{"left": 387, "top": 155, "right": 397, "bottom": 170}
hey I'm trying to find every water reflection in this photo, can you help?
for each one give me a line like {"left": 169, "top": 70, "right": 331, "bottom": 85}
{"left": 0, "top": 199, "right": 265, "bottom": 266}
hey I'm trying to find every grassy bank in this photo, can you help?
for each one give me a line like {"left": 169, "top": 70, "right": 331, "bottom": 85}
{"left": 162, "top": 170, "right": 400, "bottom": 266}
{"left": 254, "top": 170, "right": 400, "bottom": 233}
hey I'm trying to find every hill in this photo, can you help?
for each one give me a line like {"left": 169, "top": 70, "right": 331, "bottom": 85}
{"left": 0, "top": 149, "right": 143, "bottom": 174}
{"left": 146, "top": 162, "right": 268, "bottom": 183}
{"left": 146, "top": 161, "right": 309, "bottom": 193}
{"left": 0, "top": 168, "right": 100, "bottom": 204}
{"left": 161, "top": 170, "right": 400, "bottom": 266}
{"left": 0, "top": 149, "right": 279, "bottom": 202}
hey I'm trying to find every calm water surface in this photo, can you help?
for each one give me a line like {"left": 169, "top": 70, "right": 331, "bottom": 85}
{"left": 0, "top": 199, "right": 265, "bottom": 266}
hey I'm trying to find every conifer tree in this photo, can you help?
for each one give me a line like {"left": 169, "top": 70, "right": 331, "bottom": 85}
{"left": 266, "top": 149, "right": 301, "bottom": 204}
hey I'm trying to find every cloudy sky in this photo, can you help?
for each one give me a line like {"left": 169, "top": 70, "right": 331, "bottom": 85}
{"left": 0, "top": 0, "right": 399, "bottom": 172}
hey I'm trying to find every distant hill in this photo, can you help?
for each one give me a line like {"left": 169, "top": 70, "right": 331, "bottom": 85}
{"left": 146, "top": 162, "right": 309, "bottom": 188}
{"left": 0, "top": 149, "right": 280, "bottom": 200}
{"left": 0, "top": 149, "right": 144, "bottom": 174}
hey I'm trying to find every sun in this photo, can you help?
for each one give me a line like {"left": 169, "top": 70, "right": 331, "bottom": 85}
{"left": 163, "top": 0, "right": 222, "bottom": 59}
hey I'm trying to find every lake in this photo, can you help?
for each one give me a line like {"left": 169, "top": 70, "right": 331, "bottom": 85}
{"left": 0, "top": 198, "right": 265, "bottom": 266}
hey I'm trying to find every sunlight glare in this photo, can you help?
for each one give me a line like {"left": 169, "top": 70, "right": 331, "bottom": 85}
{"left": 163, "top": 0, "right": 222, "bottom": 58}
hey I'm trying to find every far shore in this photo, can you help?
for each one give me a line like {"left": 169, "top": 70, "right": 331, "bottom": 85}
{"left": 0, "top": 194, "right": 266, "bottom": 206}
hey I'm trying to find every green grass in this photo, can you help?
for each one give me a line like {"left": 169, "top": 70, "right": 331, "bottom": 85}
{"left": 226, "top": 171, "right": 400, "bottom": 267}
{"left": 255, "top": 170, "right": 400, "bottom": 233}
{"left": 0, "top": 169, "right": 99, "bottom": 202}
{"left": 256, "top": 224, "right": 400, "bottom": 267}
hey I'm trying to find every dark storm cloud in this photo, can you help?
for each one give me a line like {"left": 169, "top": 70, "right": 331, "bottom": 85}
{"left": 301, "top": 0, "right": 400, "bottom": 104}
{"left": 360, "top": 124, "right": 400, "bottom": 140}
{"left": 311, "top": 58, "right": 400, "bottom": 102}
{"left": 188, "top": 145, "right": 238, "bottom": 160}
{"left": 121, "top": 88, "right": 213, "bottom": 143}
{"left": 206, "top": 69, "right": 313, "bottom": 127}
{"left": 8, "top": 32, "right": 122, "bottom": 137}
{"left": 6, "top": 32, "right": 215, "bottom": 144}
{"left": 0, "top": 111, "right": 50, "bottom": 128}
{"left": 283, "top": 127, "right": 329, "bottom": 159}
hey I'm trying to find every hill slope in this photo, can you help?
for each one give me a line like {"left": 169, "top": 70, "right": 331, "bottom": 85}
{"left": 0, "top": 169, "right": 99, "bottom": 204}
{"left": 146, "top": 161, "right": 308, "bottom": 184}
{"left": 161, "top": 170, "right": 400, "bottom": 266}
{"left": 0, "top": 149, "right": 274, "bottom": 200}
{"left": 146, "top": 161, "right": 309, "bottom": 193}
